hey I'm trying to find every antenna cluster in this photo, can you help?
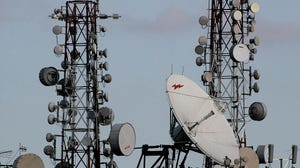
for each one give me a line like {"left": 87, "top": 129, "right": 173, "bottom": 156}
{"left": 195, "top": 0, "right": 264, "bottom": 144}
{"left": 39, "top": 1, "right": 135, "bottom": 168}
{"left": 191, "top": 1, "right": 299, "bottom": 167}
{"left": 193, "top": 0, "right": 270, "bottom": 166}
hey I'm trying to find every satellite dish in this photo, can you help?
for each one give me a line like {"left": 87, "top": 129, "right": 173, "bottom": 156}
{"left": 231, "top": 0, "right": 240, "bottom": 8}
{"left": 249, "top": 102, "right": 267, "bottom": 121}
{"left": 44, "top": 145, "right": 54, "bottom": 156}
{"left": 232, "top": 10, "right": 242, "bottom": 21}
{"left": 54, "top": 45, "right": 63, "bottom": 56}
{"left": 230, "top": 44, "right": 250, "bottom": 62}
{"left": 55, "top": 162, "right": 72, "bottom": 168}
{"left": 202, "top": 71, "right": 213, "bottom": 83}
{"left": 61, "top": 60, "right": 69, "bottom": 70}
{"left": 232, "top": 24, "right": 240, "bottom": 34}
{"left": 250, "top": 2, "right": 260, "bottom": 13}
{"left": 52, "top": 25, "right": 63, "bottom": 35}
{"left": 199, "top": 16, "right": 209, "bottom": 26}
{"left": 196, "top": 57, "right": 205, "bottom": 66}
{"left": 46, "top": 133, "right": 55, "bottom": 142}
{"left": 48, "top": 102, "right": 57, "bottom": 112}
{"left": 39, "top": 67, "right": 60, "bottom": 86}
{"left": 13, "top": 153, "right": 44, "bottom": 168}
{"left": 166, "top": 74, "right": 239, "bottom": 165}
{"left": 47, "top": 114, "right": 56, "bottom": 125}
{"left": 102, "top": 74, "right": 112, "bottom": 83}
{"left": 198, "top": 36, "right": 208, "bottom": 45}
{"left": 109, "top": 123, "right": 136, "bottom": 156}
{"left": 234, "top": 148, "right": 259, "bottom": 168}
{"left": 195, "top": 45, "right": 204, "bottom": 55}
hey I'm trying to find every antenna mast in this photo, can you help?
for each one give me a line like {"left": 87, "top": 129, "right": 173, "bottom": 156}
{"left": 195, "top": 0, "right": 266, "bottom": 166}
{"left": 40, "top": 1, "right": 135, "bottom": 168}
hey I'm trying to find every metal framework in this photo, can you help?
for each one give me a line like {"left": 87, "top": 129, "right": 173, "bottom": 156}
{"left": 137, "top": 1, "right": 261, "bottom": 167}
{"left": 59, "top": 1, "right": 101, "bottom": 167}
{"left": 41, "top": 1, "right": 119, "bottom": 168}
{"left": 203, "top": 0, "right": 256, "bottom": 148}
{"left": 197, "top": 0, "right": 261, "bottom": 167}
{"left": 136, "top": 144, "right": 202, "bottom": 168}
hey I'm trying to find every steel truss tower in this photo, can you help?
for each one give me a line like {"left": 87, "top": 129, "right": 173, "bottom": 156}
{"left": 195, "top": 0, "right": 265, "bottom": 166}
{"left": 137, "top": 1, "right": 265, "bottom": 167}
{"left": 39, "top": 1, "right": 128, "bottom": 168}
{"left": 57, "top": 2, "right": 103, "bottom": 167}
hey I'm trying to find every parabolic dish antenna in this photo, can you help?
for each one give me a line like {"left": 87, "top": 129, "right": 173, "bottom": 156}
{"left": 230, "top": 44, "right": 250, "bottom": 62}
{"left": 234, "top": 148, "right": 259, "bottom": 168}
{"left": 166, "top": 74, "right": 239, "bottom": 165}
{"left": 13, "top": 153, "right": 44, "bottom": 168}
{"left": 109, "top": 123, "right": 136, "bottom": 156}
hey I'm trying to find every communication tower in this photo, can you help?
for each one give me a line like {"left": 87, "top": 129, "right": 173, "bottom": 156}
{"left": 194, "top": 0, "right": 267, "bottom": 167}
{"left": 136, "top": 1, "right": 270, "bottom": 167}
{"left": 39, "top": 1, "right": 135, "bottom": 168}
{"left": 135, "top": 0, "right": 267, "bottom": 167}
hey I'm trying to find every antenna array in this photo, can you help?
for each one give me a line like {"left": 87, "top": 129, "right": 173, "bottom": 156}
{"left": 194, "top": 0, "right": 266, "bottom": 166}
{"left": 196, "top": 0, "right": 263, "bottom": 145}
{"left": 39, "top": 1, "right": 135, "bottom": 168}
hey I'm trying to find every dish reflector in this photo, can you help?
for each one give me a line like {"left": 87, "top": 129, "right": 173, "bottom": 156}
{"left": 109, "top": 123, "right": 136, "bottom": 156}
{"left": 195, "top": 45, "right": 204, "bottom": 55}
{"left": 250, "top": 2, "right": 260, "bottom": 13}
{"left": 234, "top": 148, "right": 259, "bottom": 168}
{"left": 199, "top": 16, "right": 209, "bottom": 26}
{"left": 54, "top": 45, "right": 63, "bottom": 55}
{"left": 232, "top": 0, "right": 240, "bottom": 8}
{"left": 198, "top": 36, "right": 208, "bottom": 45}
{"left": 166, "top": 74, "right": 239, "bottom": 165}
{"left": 13, "top": 153, "right": 44, "bottom": 168}
{"left": 230, "top": 44, "right": 250, "bottom": 62}
{"left": 232, "top": 10, "right": 242, "bottom": 21}
{"left": 52, "top": 25, "right": 62, "bottom": 35}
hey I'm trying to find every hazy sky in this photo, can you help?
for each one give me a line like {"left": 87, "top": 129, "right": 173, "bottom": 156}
{"left": 0, "top": 0, "right": 300, "bottom": 167}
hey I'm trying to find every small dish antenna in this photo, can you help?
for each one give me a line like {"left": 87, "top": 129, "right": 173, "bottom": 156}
{"left": 198, "top": 36, "right": 208, "bottom": 45}
{"left": 231, "top": 0, "right": 241, "bottom": 8}
{"left": 199, "top": 16, "right": 209, "bottom": 26}
{"left": 230, "top": 44, "right": 250, "bottom": 62}
{"left": 250, "top": 2, "right": 260, "bottom": 13}
{"left": 55, "top": 162, "right": 72, "bottom": 168}
{"left": 39, "top": 67, "right": 60, "bottom": 86}
{"left": 232, "top": 10, "right": 242, "bottom": 21}
{"left": 13, "top": 153, "right": 45, "bottom": 168}
{"left": 109, "top": 123, "right": 136, "bottom": 156}
{"left": 54, "top": 45, "right": 63, "bottom": 56}
{"left": 195, "top": 45, "right": 204, "bottom": 55}
{"left": 52, "top": 25, "right": 63, "bottom": 35}
{"left": 234, "top": 148, "right": 259, "bottom": 168}
{"left": 249, "top": 102, "right": 267, "bottom": 121}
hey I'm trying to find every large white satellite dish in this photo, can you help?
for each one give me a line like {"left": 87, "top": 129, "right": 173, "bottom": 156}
{"left": 166, "top": 74, "right": 239, "bottom": 165}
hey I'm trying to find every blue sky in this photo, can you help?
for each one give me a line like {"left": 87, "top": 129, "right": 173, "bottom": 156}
{"left": 0, "top": 0, "right": 300, "bottom": 167}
